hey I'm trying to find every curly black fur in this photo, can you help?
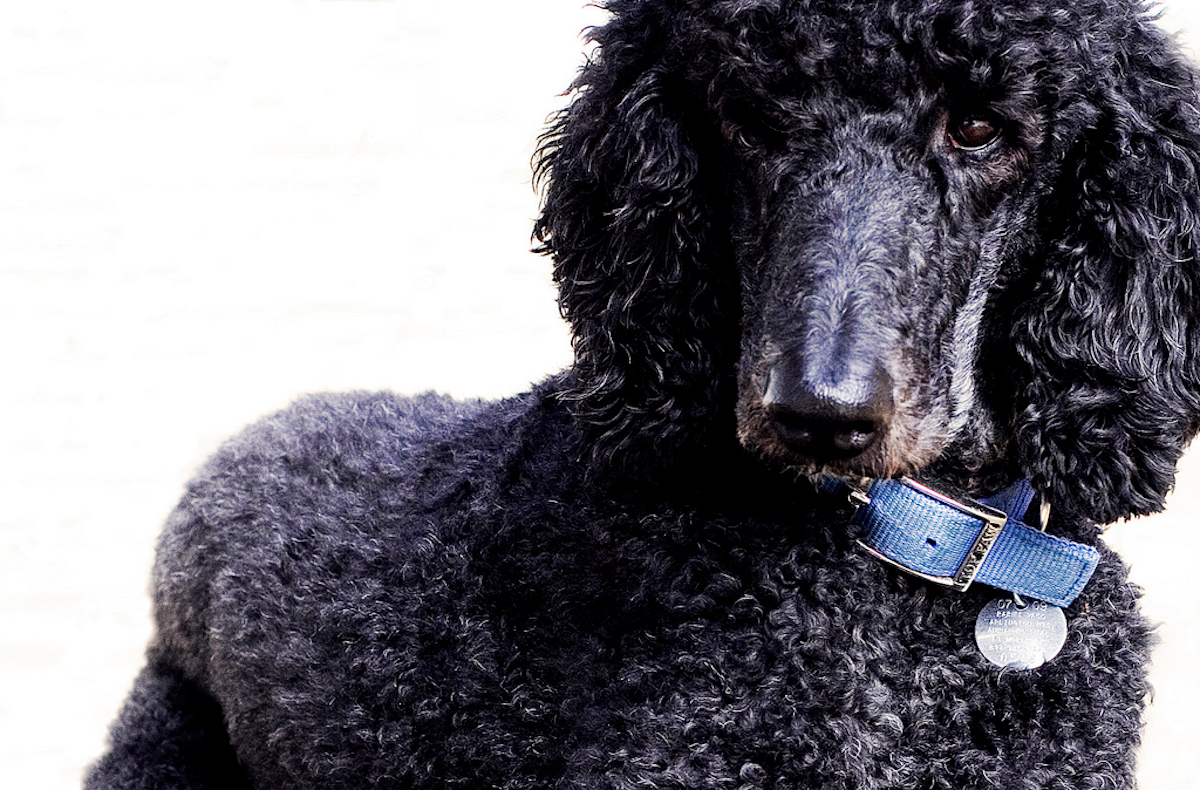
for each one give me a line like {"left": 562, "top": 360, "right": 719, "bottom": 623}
{"left": 88, "top": 1, "right": 1200, "bottom": 788}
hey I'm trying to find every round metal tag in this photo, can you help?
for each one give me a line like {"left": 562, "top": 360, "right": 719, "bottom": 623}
{"left": 974, "top": 597, "right": 1068, "bottom": 670}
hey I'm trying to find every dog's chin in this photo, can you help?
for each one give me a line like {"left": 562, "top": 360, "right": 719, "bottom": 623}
{"left": 735, "top": 396, "right": 949, "bottom": 481}
{"left": 738, "top": 426, "right": 914, "bottom": 480}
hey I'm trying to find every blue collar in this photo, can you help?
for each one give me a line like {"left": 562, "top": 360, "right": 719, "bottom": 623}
{"left": 823, "top": 477, "right": 1098, "bottom": 608}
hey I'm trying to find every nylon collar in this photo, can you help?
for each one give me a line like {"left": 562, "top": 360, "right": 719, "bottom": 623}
{"left": 823, "top": 476, "right": 1099, "bottom": 607}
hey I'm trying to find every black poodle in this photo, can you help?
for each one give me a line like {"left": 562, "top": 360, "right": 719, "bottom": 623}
{"left": 88, "top": 0, "right": 1200, "bottom": 787}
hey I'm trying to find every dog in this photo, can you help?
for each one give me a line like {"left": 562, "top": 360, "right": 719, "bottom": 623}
{"left": 87, "top": 0, "right": 1200, "bottom": 787}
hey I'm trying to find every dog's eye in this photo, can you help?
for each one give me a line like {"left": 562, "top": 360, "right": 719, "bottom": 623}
{"left": 723, "top": 121, "right": 760, "bottom": 150}
{"left": 949, "top": 113, "right": 1003, "bottom": 151}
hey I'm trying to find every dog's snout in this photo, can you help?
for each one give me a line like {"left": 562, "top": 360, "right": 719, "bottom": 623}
{"left": 763, "top": 353, "right": 894, "bottom": 461}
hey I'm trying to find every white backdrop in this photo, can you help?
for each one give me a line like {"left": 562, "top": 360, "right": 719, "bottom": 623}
{"left": 1, "top": 2, "right": 1196, "bottom": 788}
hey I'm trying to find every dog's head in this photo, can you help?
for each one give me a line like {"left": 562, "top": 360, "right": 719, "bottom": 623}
{"left": 535, "top": 0, "right": 1200, "bottom": 523}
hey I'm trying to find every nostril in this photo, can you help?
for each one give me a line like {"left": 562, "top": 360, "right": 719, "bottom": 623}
{"left": 766, "top": 407, "right": 884, "bottom": 460}
{"left": 832, "top": 423, "right": 879, "bottom": 454}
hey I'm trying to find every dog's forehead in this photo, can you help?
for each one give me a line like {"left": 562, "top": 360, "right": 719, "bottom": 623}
{"left": 643, "top": 0, "right": 1137, "bottom": 105}
{"left": 675, "top": 0, "right": 1140, "bottom": 66}
{"left": 709, "top": 0, "right": 1133, "bottom": 22}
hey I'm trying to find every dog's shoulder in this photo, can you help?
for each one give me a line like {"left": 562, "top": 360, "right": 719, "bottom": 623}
{"left": 146, "top": 384, "right": 572, "bottom": 662}
{"left": 167, "top": 389, "right": 486, "bottom": 534}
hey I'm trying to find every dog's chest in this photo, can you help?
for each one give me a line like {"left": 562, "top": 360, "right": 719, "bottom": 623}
{"left": 221, "top": 493, "right": 1149, "bottom": 790}
{"left": 526, "top": 524, "right": 957, "bottom": 787}
{"left": 521, "top": 520, "right": 1146, "bottom": 789}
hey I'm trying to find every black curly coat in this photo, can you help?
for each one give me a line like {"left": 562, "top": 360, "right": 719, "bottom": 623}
{"left": 88, "top": 1, "right": 1200, "bottom": 788}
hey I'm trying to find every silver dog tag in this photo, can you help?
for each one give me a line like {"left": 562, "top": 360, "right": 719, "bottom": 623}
{"left": 974, "top": 597, "right": 1068, "bottom": 669}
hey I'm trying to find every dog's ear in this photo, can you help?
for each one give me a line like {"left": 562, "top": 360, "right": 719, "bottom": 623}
{"left": 1012, "top": 21, "right": 1200, "bottom": 523}
{"left": 533, "top": 13, "right": 740, "bottom": 473}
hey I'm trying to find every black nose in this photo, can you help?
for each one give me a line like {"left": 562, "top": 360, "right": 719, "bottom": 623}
{"left": 763, "top": 353, "right": 894, "bottom": 460}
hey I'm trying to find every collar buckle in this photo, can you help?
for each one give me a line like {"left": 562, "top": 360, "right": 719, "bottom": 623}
{"left": 852, "top": 477, "right": 1006, "bottom": 592}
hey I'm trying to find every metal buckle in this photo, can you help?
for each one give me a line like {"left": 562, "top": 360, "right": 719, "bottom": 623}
{"left": 852, "top": 477, "right": 1008, "bottom": 592}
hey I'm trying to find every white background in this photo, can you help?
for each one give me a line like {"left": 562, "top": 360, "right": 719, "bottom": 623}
{"left": 1, "top": 2, "right": 1197, "bottom": 787}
